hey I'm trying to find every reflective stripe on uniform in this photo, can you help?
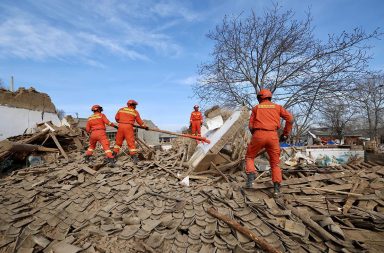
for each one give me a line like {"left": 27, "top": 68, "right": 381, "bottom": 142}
{"left": 114, "top": 145, "right": 121, "bottom": 149}
{"left": 129, "top": 149, "right": 138, "bottom": 152}
{"left": 258, "top": 104, "right": 275, "bottom": 108}
{"left": 105, "top": 150, "right": 112, "bottom": 153}
{"left": 87, "top": 148, "right": 94, "bottom": 151}
{"left": 119, "top": 111, "right": 137, "bottom": 117}
{"left": 88, "top": 115, "right": 102, "bottom": 119}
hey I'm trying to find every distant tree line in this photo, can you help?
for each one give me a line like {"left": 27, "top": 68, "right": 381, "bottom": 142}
{"left": 317, "top": 74, "right": 384, "bottom": 142}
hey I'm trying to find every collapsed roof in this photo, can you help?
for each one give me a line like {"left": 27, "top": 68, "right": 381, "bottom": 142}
{"left": 0, "top": 107, "right": 383, "bottom": 253}
{"left": 0, "top": 87, "right": 57, "bottom": 113}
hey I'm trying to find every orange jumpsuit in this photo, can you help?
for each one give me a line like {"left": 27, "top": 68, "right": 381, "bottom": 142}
{"left": 246, "top": 100, "right": 293, "bottom": 183}
{"left": 190, "top": 111, "right": 203, "bottom": 136}
{"left": 113, "top": 106, "right": 146, "bottom": 155}
{"left": 85, "top": 112, "right": 115, "bottom": 158}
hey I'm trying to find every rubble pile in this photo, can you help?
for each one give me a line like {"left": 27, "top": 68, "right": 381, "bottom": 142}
{"left": 0, "top": 107, "right": 383, "bottom": 252}
{"left": 0, "top": 140, "right": 383, "bottom": 253}
{"left": 0, "top": 122, "right": 85, "bottom": 173}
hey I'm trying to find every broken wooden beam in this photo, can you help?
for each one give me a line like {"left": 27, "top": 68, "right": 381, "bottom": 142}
{"left": 251, "top": 171, "right": 355, "bottom": 189}
{"left": 276, "top": 200, "right": 345, "bottom": 247}
{"left": 211, "top": 162, "right": 230, "bottom": 184}
{"left": 0, "top": 140, "right": 58, "bottom": 153}
{"left": 49, "top": 132, "right": 69, "bottom": 160}
{"left": 207, "top": 207, "right": 282, "bottom": 253}
{"left": 154, "top": 162, "right": 180, "bottom": 179}
{"left": 306, "top": 187, "right": 363, "bottom": 197}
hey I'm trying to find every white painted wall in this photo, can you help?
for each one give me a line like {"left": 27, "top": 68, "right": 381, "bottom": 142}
{"left": 305, "top": 147, "right": 364, "bottom": 164}
{"left": 0, "top": 105, "right": 61, "bottom": 140}
{"left": 189, "top": 109, "right": 243, "bottom": 168}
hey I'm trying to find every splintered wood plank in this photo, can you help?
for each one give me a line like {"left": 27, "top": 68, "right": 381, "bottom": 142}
{"left": 79, "top": 166, "right": 97, "bottom": 176}
{"left": 319, "top": 184, "right": 354, "bottom": 191}
{"left": 343, "top": 179, "right": 369, "bottom": 215}
{"left": 305, "top": 187, "right": 362, "bottom": 197}
{"left": 294, "top": 200, "right": 340, "bottom": 215}
{"left": 49, "top": 132, "right": 69, "bottom": 160}
{"left": 207, "top": 207, "right": 281, "bottom": 253}
{"left": 251, "top": 171, "right": 355, "bottom": 189}
{"left": 72, "top": 137, "right": 83, "bottom": 151}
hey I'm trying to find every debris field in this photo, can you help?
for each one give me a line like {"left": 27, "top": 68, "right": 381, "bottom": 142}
{"left": 0, "top": 143, "right": 384, "bottom": 252}
{"left": 0, "top": 109, "right": 383, "bottom": 253}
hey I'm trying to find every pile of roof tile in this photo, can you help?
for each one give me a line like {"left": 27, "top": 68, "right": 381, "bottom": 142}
{"left": 0, "top": 146, "right": 383, "bottom": 252}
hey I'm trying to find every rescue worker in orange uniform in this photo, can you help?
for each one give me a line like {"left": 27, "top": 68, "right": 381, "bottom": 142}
{"left": 190, "top": 105, "right": 203, "bottom": 139}
{"left": 85, "top": 105, "right": 118, "bottom": 166}
{"left": 245, "top": 89, "right": 293, "bottom": 196}
{"left": 113, "top": 100, "right": 148, "bottom": 164}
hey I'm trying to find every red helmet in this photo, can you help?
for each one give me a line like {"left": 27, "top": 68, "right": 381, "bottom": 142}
{"left": 257, "top": 89, "right": 273, "bottom": 99}
{"left": 193, "top": 105, "right": 199, "bottom": 109}
{"left": 127, "top": 99, "right": 138, "bottom": 106}
{"left": 91, "top": 104, "right": 103, "bottom": 112}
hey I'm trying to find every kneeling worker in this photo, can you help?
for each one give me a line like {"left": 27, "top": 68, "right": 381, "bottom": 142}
{"left": 85, "top": 105, "right": 118, "bottom": 166}
{"left": 113, "top": 99, "right": 148, "bottom": 164}
{"left": 245, "top": 89, "right": 293, "bottom": 196}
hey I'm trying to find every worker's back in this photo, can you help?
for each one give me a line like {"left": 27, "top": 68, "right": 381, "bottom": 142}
{"left": 86, "top": 112, "right": 108, "bottom": 132}
{"left": 249, "top": 100, "right": 293, "bottom": 132}
{"left": 115, "top": 107, "right": 143, "bottom": 125}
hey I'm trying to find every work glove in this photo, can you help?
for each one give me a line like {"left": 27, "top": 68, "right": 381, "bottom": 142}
{"left": 200, "top": 122, "right": 203, "bottom": 126}
{"left": 114, "top": 125, "right": 118, "bottom": 129}
{"left": 279, "top": 134, "right": 288, "bottom": 142}
{"left": 144, "top": 126, "right": 149, "bottom": 130}
{"left": 249, "top": 128, "right": 255, "bottom": 134}
{"left": 189, "top": 123, "right": 192, "bottom": 129}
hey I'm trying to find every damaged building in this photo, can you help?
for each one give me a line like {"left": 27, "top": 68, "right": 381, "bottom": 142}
{"left": 0, "top": 101, "right": 384, "bottom": 253}
{"left": 0, "top": 87, "right": 61, "bottom": 140}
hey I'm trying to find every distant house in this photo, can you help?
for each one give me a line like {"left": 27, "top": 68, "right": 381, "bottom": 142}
{"left": 136, "top": 120, "right": 161, "bottom": 146}
{"left": 307, "top": 127, "right": 363, "bottom": 145}
{"left": 159, "top": 133, "right": 177, "bottom": 143}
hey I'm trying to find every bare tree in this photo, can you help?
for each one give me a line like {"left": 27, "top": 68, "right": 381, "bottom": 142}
{"left": 57, "top": 109, "right": 66, "bottom": 120}
{"left": 352, "top": 74, "right": 384, "bottom": 140}
{"left": 194, "top": 4, "right": 381, "bottom": 137}
{"left": 317, "top": 97, "right": 357, "bottom": 142}
{"left": 0, "top": 78, "right": 4, "bottom": 89}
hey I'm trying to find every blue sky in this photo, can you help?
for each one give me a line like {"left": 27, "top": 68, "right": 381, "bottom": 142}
{"left": 0, "top": 0, "right": 383, "bottom": 131}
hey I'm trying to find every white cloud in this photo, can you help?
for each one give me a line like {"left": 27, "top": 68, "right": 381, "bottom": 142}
{"left": 78, "top": 33, "right": 148, "bottom": 61}
{"left": 0, "top": 0, "right": 203, "bottom": 63}
{"left": 0, "top": 17, "right": 83, "bottom": 60}
{"left": 177, "top": 75, "right": 198, "bottom": 86}
{"left": 150, "top": 1, "right": 201, "bottom": 22}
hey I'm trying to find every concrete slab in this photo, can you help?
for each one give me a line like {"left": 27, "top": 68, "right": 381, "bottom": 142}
{"left": 206, "top": 115, "right": 224, "bottom": 131}
{"left": 188, "top": 107, "right": 249, "bottom": 172}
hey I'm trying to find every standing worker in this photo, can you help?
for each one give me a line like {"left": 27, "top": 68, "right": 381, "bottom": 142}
{"left": 113, "top": 100, "right": 148, "bottom": 164}
{"left": 245, "top": 89, "right": 293, "bottom": 196}
{"left": 190, "top": 105, "right": 203, "bottom": 140}
{"left": 85, "top": 105, "right": 118, "bottom": 166}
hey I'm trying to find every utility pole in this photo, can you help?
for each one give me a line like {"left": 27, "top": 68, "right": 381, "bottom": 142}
{"left": 10, "top": 76, "right": 14, "bottom": 92}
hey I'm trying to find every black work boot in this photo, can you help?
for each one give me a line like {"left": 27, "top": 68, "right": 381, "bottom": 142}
{"left": 107, "top": 158, "right": 115, "bottom": 168}
{"left": 84, "top": 155, "right": 91, "bottom": 163}
{"left": 273, "top": 182, "right": 281, "bottom": 197}
{"left": 132, "top": 155, "right": 139, "bottom": 165}
{"left": 245, "top": 173, "right": 255, "bottom": 188}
